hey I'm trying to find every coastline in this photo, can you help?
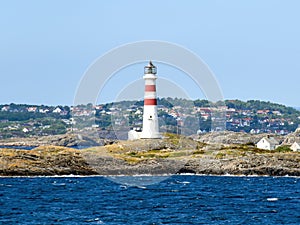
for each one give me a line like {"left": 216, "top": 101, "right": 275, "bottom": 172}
{"left": 1, "top": 174, "right": 299, "bottom": 179}
{"left": 1, "top": 138, "right": 299, "bottom": 177}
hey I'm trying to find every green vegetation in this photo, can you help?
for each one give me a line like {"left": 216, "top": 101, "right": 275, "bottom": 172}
{"left": 275, "top": 145, "right": 292, "bottom": 152}
{"left": 1, "top": 98, "right": 300, "bottom": 139}
{"left": 0, "top": 118, "right": 68, "bottom": 138}
{"left": 224, "top": 100, "right": 298, "bottom": 114}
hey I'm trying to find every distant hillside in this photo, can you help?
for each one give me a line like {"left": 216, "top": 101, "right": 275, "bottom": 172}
{"left": 110, "top": 98, "right": 300, "bottom": 134}
{"left": 224, "top": 100, "right": 299, "bottom": 115}
{"left": 113, "top": 98, "right": 300, "bottom": 115}
{"left": 0, "top": 98, "right": 300, "bottom": 139}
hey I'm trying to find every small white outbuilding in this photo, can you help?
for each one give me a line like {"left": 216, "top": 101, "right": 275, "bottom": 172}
{"left": 290, "top": 141, "right": 300, "bottom": 151}
{"left": 256, "top": 137, "right": 279, "bottom": 150}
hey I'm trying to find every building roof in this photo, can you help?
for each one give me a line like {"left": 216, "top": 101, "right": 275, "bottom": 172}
{"left": 263, "top": 137, "right": 279, "bottom": 145}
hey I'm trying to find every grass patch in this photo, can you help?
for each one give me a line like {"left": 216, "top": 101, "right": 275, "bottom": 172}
{"left": 104, "top": 144, "right": 124, "bottom": 153}
{"left": 274, "top": 145, "right": 291, "bottom": 153}
{"left": 215, "top": 152, "right": 226, "bottom": 159}
{"left": 163, "top": 132, "right": 181, "bottom": 139}
{"left": 127, "top": 150, "right": 171, "bottom": 159}
{"left": 220, "top": 144, "right": 270, "bottom": 154}
{"left": 169, "top": 151, "right": 188, "bottom": 158}
{"left": 113, "top": 154, "right": 143, "bottom": 164}
{"left": 214, "top": 148, "right": 250, "bottom": 159}
{"left": 192, "top": 149, "right": 205, "bottom": 155}
{"left": 118, "top": 148, "right": 192, "bottom": 163}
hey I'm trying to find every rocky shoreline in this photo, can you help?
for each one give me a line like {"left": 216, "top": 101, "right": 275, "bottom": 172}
{"left": 0, "top": 133, "right": 103, "bottom": 147}
{"left": 1, "top": 135, "right": 299, "bottom": 177}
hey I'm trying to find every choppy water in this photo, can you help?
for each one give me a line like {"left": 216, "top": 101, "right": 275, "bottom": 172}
{"left": 0, "top": 175, "right": 299, "bottom": 224}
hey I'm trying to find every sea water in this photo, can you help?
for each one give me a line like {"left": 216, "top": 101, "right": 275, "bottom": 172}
{"left": 0, "top": 175, "right": 299, "bottom": 224}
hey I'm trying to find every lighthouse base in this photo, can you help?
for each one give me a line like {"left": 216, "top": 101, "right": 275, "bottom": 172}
{"left": 128, "top": 130, "right": 161, "bottom": 140}
{"left": 140, "top": 132, "right": 162, "bottom": 139}
{"left": 128, "top": 130, "right": 142, "bottom": 140}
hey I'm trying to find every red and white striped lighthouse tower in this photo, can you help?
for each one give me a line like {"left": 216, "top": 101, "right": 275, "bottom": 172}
{"left": 140, "top": 61, "right": 161, "bottom": 139}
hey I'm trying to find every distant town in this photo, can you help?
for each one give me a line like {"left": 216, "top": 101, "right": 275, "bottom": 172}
{"left": 0, "top": 98, "right": 299, "bottom": 139}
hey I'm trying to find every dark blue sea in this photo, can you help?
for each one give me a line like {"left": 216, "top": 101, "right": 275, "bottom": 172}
{"left": 0, "top": 175, "right": 299, "bottom": 224}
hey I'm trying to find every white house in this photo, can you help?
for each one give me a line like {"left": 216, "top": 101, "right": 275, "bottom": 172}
{"left": 256, "top": 137, "right": 279, "bottom": 150}
{"left": 52, "top": 107, "right": 62, "bottom": 113}
{"left": 135, "top": 109, "right": 143, "bottom": 115}
{"left": 39, "top": 108, "right": 49, "bottom": 113}
{"left": 22, "top": 127, "right": 29, "bottom": 133}
{"left": 27, "top": 107, "right": 37, "bottom": 112}
{"left": 290, "top": 141, "right": 300, "bottom": 151}
{"left": 1, "top": 106, "right": 9, "bottom": 111}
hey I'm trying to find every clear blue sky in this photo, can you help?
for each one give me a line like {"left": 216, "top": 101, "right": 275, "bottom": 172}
{"left": 1, "top": 0, "right": 300, "bottom": 106}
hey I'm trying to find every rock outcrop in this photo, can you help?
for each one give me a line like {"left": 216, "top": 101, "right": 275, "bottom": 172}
{"left": 195, "top": 131, "right": 285, "bottom": 145}
{"left": 282, "top": 129, "right": 300, "bottom": 145}
{"left": 0, "top": 134, "right": 101, "bottom": 147}
{"left": 1, "top": 137, "right": 299, "bottom": 177}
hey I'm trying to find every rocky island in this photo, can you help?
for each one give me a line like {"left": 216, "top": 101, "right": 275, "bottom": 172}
{"left": 1, "top": 132, "right": 299, "bottom": 177}
{"left": 1, "top": 99, "right": 300, "bottom": 177}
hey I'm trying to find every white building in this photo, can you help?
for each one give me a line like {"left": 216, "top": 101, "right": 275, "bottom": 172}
{"left": 128, "top": 61, "right": 161, "bottom": 140}
{"left": 27, "top": 107, "right": 37, "bottom": 112}
{"left": 290, "top": 141, "right": 300, "bottom": 151}
{"left": 128, "top": 129, "right": 142, "bottom": 140}
{"left": 256, "top": 137, "right": 279, "bottom": 150}
{"left": 53, "top": 107, "right": 62, "bottom": 113}
{"left": 140, "top": 61, "right": 161, "bottom": 139}
{"left": 39, "top": 108, "right": 49, "bottom": 113}
{"left": 22, "top": 127, "right": 29, "bottom": 133}
{"left": 1, "top": 106, "right": 9, "bottom": 111}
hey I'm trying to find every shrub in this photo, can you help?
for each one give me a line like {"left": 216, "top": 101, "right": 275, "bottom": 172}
{"left": 275, "top": 145, "right": 291, "bottom": 152}
{"left": 245, "top": 142, "right": 255, "bottom": 146}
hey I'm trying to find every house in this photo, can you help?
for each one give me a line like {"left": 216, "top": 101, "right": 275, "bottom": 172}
{"left": 135, "top": 109, "right": 142, "bottom": 115}
{"left": 1, "top": 106, "right": 9, "bottom": 111}
{"left": 272, "top": 110, "right": 282, "bottom": 116}
{"left": 256, "top": 136, "right": 279, "bottom": 150}
{"left": 22, "top": 128, "right": 29, "bottom": 133}
{"left": 290, "top": 142, "right": 300, "bottom": 151}
{"left": 250, "top": 129, "right": 260, "bottom": 134}
{"left": 257, "top": 110, "right": 269, "bottom": 115}
{"left": 94, "top": 105, "right": 103, "bottom": 110}
{"left": 39, "top": 108, "right": 49, "bottom": 113}
{"left": 27, "top": 107, "right": 37, "bottom": 112}
{"left": 52, "top": 107, "right": 62, "bottom": 113}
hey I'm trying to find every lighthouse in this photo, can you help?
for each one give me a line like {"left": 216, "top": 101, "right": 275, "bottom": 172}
{"left": 140, "top": 61, "right": 161, "bottom": 139}
{"left": 127, "top": 61, "right": 161, "bottom": 140}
